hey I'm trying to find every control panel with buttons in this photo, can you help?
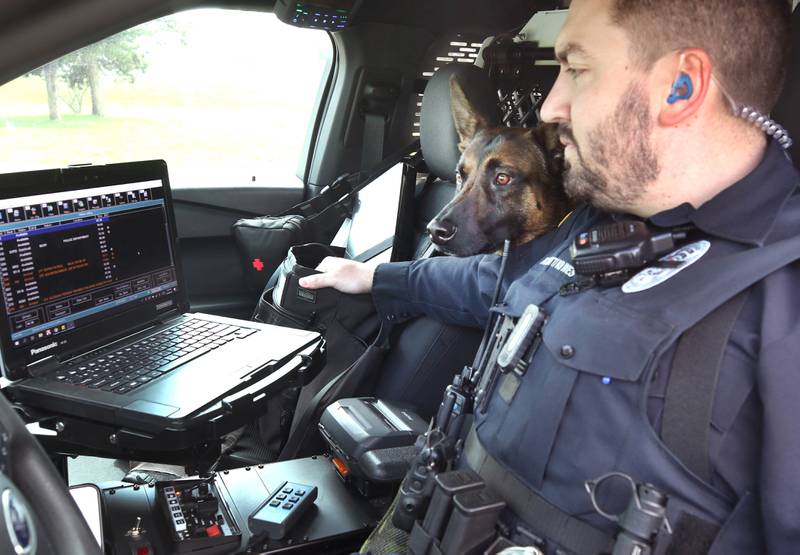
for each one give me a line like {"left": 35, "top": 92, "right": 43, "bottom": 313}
{"left": 248, "top": 481, "right": 318, "bottom": 540}
{"left": 156, "top": 478, "right": 241, "bottom": 553}
{"left": 275, "top": 0, "right": 362, "bottom": 31}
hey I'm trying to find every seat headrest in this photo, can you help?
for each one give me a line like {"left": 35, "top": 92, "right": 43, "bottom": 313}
{"left": 772, "top": 6, "right": 800, "bottom": 164}
{"left": 420, "top": 64, "right": 499, "bottom": 181}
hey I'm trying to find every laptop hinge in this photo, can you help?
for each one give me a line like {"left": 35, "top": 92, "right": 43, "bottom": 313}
{"left": 27, "top": 355, "right": 61, "bottom": 378}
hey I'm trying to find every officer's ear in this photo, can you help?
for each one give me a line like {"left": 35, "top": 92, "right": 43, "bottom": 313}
{"left": 450, "top": 76, "right": 490, "bottom": 152}
{"left": 658, "top": 49, "right": 713, "bottom": 127}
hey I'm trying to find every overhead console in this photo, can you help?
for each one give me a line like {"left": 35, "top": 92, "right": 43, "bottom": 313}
{"left": 274, "top": 0, "right": 363, "bottom": 31}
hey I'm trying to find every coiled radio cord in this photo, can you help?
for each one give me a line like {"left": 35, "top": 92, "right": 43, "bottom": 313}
{"left": 736, "top": 105, "right": 793, "bottom": 150}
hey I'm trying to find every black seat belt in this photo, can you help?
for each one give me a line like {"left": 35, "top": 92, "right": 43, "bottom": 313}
{"left": 390, "top": 151, "right": 425, "bottom": 262}
{"left": 279, "top": 323, "right": 394, "bottom": 461}
{"left": 360, "top": 81, "right": 399, "bottom": 170}
{"left": 662, "top": 291, "right": 750, "bottom": 482}
{"left": 352, "top": 237, "right": 395, "bottom": 263}
{"left": 363, "top": 113, "right": 387, "bottom": 170}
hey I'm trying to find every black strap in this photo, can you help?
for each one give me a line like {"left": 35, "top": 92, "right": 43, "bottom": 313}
{"left": 462, "top": 428, "right": 615, "bottom": 555}
{"left": 279, "top": 366, "right": 346, "bottom": 461}
{"left": 281, "top": 172, "right": 356, "bottom": 218}
{"left": 353, "top": 237, "right": 395, "bottom": 263}
{"left": 307, "top": 142, "right": 421, "bottom": 236}
{"left": 279, "top": 324, "right": 393, "bottom": 461}
{"left": 363, "top": 112, "right": 387, "bottom": 170}
{"left": 414, "top": 235, "right": 436, "bottom": 260}
{"left": 662, "top": 291, "right": 750, "bottom": 483}
{"left": 281, "top": 140, "right": 420, "bottom": 220}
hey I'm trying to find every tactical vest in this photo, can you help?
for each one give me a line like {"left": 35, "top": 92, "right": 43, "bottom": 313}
{"left": 465, "top": 206, "right": 800, "bottom": 554}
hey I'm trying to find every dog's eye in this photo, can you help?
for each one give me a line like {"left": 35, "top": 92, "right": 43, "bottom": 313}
{"left": 494, "top": 173, "right": 512, "bottom": 187}
{"left": 455, "top": 171, "right": 463, "bottom": 187}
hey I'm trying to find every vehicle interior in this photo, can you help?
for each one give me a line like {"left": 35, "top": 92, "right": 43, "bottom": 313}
{"left": 0, "top": 0, "right": 797, "bottom": 553}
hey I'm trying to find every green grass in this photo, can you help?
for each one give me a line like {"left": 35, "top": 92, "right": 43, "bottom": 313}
{"left": 0, "top": 77, "right": 315, "bottom": 184}
{"left": 1, "top": 114, "right": 142, "bottom": 128}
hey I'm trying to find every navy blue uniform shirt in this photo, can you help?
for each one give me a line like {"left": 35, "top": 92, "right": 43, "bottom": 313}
{"left": 372, "top": 142, "right": 800, "bottom": 551}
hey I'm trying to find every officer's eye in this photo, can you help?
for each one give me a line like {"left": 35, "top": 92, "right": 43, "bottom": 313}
{"left": 564, "top": 65, "right": 587, "bottom": 79}
{"left": 494, "top": 173, "right": 512, "bottom": 187}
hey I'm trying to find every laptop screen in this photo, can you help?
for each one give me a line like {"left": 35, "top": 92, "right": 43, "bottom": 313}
{"left": 0, "top": 161, "right": 187, "bottom": 379}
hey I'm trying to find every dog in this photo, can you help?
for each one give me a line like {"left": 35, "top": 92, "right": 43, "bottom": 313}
{"left": 427, "top": 77, "right": 571, "bottom": 256}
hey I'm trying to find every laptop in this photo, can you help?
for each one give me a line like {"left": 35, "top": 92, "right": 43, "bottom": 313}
{"left": 0, "top": 160, "right": 320, "bottom": 431}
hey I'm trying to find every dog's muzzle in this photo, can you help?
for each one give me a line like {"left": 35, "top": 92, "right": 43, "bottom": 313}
{"left": 427, "top": 219, "right": 458, "bottom": 245}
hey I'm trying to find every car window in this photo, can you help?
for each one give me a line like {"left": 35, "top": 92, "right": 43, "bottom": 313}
{"left": 0, "top": 9, "right": 333, "bottom": 188}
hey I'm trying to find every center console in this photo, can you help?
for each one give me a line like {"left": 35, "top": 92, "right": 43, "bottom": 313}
{"left": 99, "top": 455, "right": 384, "bottom": 554}
{"left": 89, "top": 395, "right": 435, "bottom": 554}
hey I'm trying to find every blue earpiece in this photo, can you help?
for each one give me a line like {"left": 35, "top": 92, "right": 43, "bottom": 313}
{"left": 667, "top": 73, "right": 693, "bottom": 104}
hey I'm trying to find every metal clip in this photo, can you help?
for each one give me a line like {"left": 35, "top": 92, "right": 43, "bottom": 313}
{"left": 559, "top": 277, "right": 596, "bottom": 297}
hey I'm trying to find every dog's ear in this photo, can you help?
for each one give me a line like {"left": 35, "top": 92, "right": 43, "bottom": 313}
{"left": 530, "top": 122, "right": 565, "bottom": 176}
{"left": 450, "top": 76, "right": 490, "bottom": 152}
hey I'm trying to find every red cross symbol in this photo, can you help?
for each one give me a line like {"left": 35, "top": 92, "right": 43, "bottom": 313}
{"left": 252, "top": 258, "right": 265, "bottom": 272}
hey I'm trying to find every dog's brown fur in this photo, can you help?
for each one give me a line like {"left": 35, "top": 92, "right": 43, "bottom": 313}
{"left": 427, "top": 78, "right": 572, "bottom": 256}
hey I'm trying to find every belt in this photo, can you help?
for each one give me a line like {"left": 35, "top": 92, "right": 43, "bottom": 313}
{"left": 462, "top": 428, "right": 615, "bottom": 555}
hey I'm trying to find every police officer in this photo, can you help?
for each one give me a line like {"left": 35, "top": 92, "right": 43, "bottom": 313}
{"left": 301, "top": 0, "right": 799, "bottom": 551}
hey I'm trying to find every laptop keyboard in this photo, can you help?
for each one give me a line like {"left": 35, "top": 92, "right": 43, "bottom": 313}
{"left": 48, "top": 319, "right": 257, "bottom": 395}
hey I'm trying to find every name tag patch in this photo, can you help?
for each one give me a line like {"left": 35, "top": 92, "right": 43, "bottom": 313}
{"left": 539, "top": 256, "right": 575, "bottom": 278}
{"left": 622, "top": 240, "right": 711, "bottom": 294}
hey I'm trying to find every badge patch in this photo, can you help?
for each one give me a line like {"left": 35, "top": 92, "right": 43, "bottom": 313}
{"left": 622, "top": 240, "right": 711, "bottom": 294}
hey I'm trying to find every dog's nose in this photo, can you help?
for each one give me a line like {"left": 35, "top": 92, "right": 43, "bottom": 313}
{"left": 427, "top": 219, "right": 458, "bottom": 244}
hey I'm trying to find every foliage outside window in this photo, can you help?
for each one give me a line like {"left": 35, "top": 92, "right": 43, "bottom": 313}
{"left": 0, "top": 9, "right": 332, "bottom": 187}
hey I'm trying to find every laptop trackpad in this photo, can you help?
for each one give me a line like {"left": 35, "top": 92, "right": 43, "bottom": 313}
{"left": 123, "top": 399, "right": 180, "bottom": 418}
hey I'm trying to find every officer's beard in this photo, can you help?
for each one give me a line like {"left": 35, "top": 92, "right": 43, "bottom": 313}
{"left": 559, "top": 82, "right": 661, "bottom": 213}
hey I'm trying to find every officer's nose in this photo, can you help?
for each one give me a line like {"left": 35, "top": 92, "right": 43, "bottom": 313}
{"left": 540, "top": 69, "right": 571, "bottom": 124}
{"left": 427, "top": 219, "right": 458, "bottom": 244}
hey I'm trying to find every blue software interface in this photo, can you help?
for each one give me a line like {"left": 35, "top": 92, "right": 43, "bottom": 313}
{"left": 0, "top": 181, "right": 178, "bottom": 349}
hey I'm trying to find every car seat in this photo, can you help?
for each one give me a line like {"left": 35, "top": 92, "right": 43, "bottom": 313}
{"left": 369, "top": 63, "right": 500, "bottom": 416}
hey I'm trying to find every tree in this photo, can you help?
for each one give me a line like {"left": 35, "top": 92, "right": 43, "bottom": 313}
{"left": 29, "top": 18, "right": 184, "bottom": 119}
{"left": 58, "top": 28, "right": 148, "bottom": 116}
{"left": 42, "top": 62, "right": 60, "bottom": 120}
{"left": 28, "top": 27, "right": 148, "bottom": 118}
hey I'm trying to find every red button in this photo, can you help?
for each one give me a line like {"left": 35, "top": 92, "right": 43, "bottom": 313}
{"left": 206, "top": 524, "right": 222, "bottom": 537}
{"left": 331, "top": 456, "right": 349, "bottom": 478}
{"left": 137, "top": 547, "right": 150, "bottom": 555}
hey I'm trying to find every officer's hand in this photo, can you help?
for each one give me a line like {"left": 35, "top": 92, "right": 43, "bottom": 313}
{"left": 298, "top": 257, "right": 375, "bottom": 295}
